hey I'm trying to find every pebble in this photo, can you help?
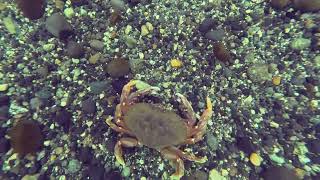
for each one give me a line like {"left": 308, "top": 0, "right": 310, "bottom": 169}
{"left": 0, "top": 84, "right": 8, "bottom": 92}
{"left": 141, "top": 25, "right": 149, "bottom": 36}
{"left": 30, "top": 97, "right": 43, "bottom": 110}
{"left": 43, "top": 43, "right": 55, "bottom": 52}
{"left": 55, "top": 109, "right": 72, "bottom": 132}
{"left": 8, "top": 120, "right": 43, "bottom": 156}
{"left": 199, "top": 18, "right": 217, "bottom": 34}
{"left": 125, "top": 25, "right": 132, "bottom": 35}
{"left": 250, "top": 152, "right": 262, "bottom": 166}
{"left": 290, "top": 38, "right": 311, "bottom": 50}
{"left": 293, "top": 0, "right": 320, "bottom": 12}
{"left": 236, "top": 136, "right": 257, "bottom": 154}
{"left": 67, "top": 41, "right": 85, "bottom": 58}
{"left": 0, "top": 106, "right": 9, "bottom": 120}
{"left": 213, "top": 42, "right": 231, "bottom": 63}
{"left": 124, "top": 36, "right": 137, "bottom": 48}
{"left": 0, "top": 95, "right": 10, "bottom": 106}
{"left": 89, "top": 81, "right": 110, "bottom": 94}
{"left": 21, "top": 174, "right": 40, "bottom": 180}
{"left": 206, "top": 132, "right": 219, "bottom": 151}
{"left": 247, "top": 63, "right": 272, "bottom": 83}
{"left": 45, "top": 13, "right": 73, "bottom": 39}
{"left": 89, "top": 40, "right": 104, "bottom": 51}
{"left": 306, "top": 139, "right": 320, "bottom": 154}
{"left": 3, "top": 17, "right": 16, "bottom": 34}
{"left": 106, "top": 58, "right": 130, "bottom": 78}
{"left": 270, "top": 0, "right": 290, "bottom": 9}
{"left": 88, "top": 53, "right": 101, "bottom": 64}
{"left": 122, "top": 166, "right": 130, "bottom": 177}
{"left": 67, "top": 159, "right": 81, "bottom": 173}
{"left": 81, "top": 98, "right": 96, "bottom": 114}
{"left": 0, "top": 137, "right": 10, "bottom": 153}
{"left": 209, "top": 169, "right": 226, "bottom": 180}
{"left": 110, "top": 0, "right": 126, "bottom": 11}
{"left": 205, "top": 29, "right": 225, "bottom": 41}
{"left": 272, "top": 76, "right": 281, "bottom": 86}
{"left": 262, "top": 166, "right": 299, "bottom": 180}
{"left": 35, "top": 88, "right": 51, "bottom": 100}
{"left": 64, "top": 7, "right": 74, "bottom": 18}
{"left": 170, "top": 58, "right": 183, "bottom": 68}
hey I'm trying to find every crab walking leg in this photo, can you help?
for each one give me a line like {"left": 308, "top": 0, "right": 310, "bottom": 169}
{"left": 160, "top": 147, "right": 185, "bottom": 179}
{"left": 114, "top": 104, "right": 128, "bottom": 128}
{"left": 166, "top": 146, "right": 207, "bottom": 164}
{"left": 114, "top": 137, "right": 140, "bottom": 166}
{"left": 176, "top": 93, "right": 197, "bottom": 126}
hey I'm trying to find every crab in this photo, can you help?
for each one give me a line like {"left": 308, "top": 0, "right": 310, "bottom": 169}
{"left": 106, "top": 80, "right": 213, "bottom": 179}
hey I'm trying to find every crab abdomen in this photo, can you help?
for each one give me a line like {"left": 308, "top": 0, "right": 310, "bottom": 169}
{"left": 124, "top": 103, "right": 187, "bottom": 149}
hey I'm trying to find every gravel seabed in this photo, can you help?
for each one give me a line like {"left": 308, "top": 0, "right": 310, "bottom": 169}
{"left": 0, "top": 0, "right": 319, "bottom": 179}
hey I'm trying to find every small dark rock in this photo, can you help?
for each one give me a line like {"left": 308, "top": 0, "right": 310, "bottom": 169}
{"left": 45, "top": 13, "right": 73, "bottom": 39}
{"left": 28, "top": 161, "right": 41, "bottom": 174}
{"left": 199, "top": 18, "right": 217, "bottom": 34}
{"left": 206, "top": 132, "right": 219, "bottom": 152}
{"left": 261, "top": 166, "right": 299, "bottom": 180}
{"left": 306, "top": 139, "right": 320, "bottom": 154}
{"left": 105, "top": 170, "right": 122, "bottom": 180}
{"left": 78, "top": 147, "right": 93, "bottom": 165}
{"left": 35, "top": 88, "right": 52, "bottom": 100}
{"left": 55, "top": 109, "right": 72, "bottom": 132}
{"left": 0, "top": 95, "right": 10, "bottom": 106}
{"left": 111, "top": 77, "right": 129, "bottom": 93}
{"left": 16, "top": 0, "right": 45, "bottom": 20}
{"left": 81, "top": 98, "right": 96, "bottom": 114}
{"left": 184, "top": 170, "right": 208, "bottom": 180}
{"left": 0, "top": 106, "right": 9, "bottom": 120}
{"left": 89, "top": 81, "right": 110, "bottom": 95}
{"left": 88, "top": 165, "right": 106, "bottom": 180}
{"left": 270, "top": 0, "right": 290, "bottom": 9}
{"left": 213, "top": 42, "right": 232, "bottom": 63}
{"left": 66, "top": 41, "right": 85, "bottom": 58}
{"left": 236, "top": 136, "right": 257, "bottom": 154}
{"left": 204, "top": 29, "right": 225, "bottom": 41}
{"left": 89, "top": 40, "right": 104, "bottom": 51}
{"left": 8, "top": 120, "right": 43, "bottom": 156}
{"left": 0, "top": 137, "right": 10, "bottom": 153}
{"left": 106, "top": 57, "right": 130, "bottom": 78}
{"left": 293, "top": 0, "right": 320, "bottom": 12}
{"left": 30, "top": 97, "right": 44, "bottom": 110}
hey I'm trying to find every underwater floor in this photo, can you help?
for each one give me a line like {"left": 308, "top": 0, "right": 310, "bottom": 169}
{"left": 0, "top": 0, "right": 319, "bottom": 179}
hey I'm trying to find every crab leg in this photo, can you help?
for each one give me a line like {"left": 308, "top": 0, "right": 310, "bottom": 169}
{"left": 120, "top": 80, "right": 137, "bottom": 104}
{"left": 186, "top": 96, "right": 213, "bottom": 143}
{"left": 160, "top": 147, "right": 185, "bottom": 179}
{"left": 114, "top": 137, "right": 140, "bottom": 166}
{"left": 160, "top": 146, "right": 208, "bottom": 179}
{"left": 176, "top": 93, "right": 197, "bottom": 126}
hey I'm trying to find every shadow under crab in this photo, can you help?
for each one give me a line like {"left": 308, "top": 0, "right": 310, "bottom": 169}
{"left": 106, "top": 80, "right": 213, "bottom": 179}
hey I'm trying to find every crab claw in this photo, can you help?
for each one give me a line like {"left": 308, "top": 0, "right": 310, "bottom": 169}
{"left": 176, "top": 93, "right": 197, "bottom": 126}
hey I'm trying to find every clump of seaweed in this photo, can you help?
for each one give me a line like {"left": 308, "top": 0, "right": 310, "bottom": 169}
{"left": 15, "top": 0, "right": 45, "bottom": 20}
{"left": 8, "top": 119, "right": 43, "bottom": 156}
